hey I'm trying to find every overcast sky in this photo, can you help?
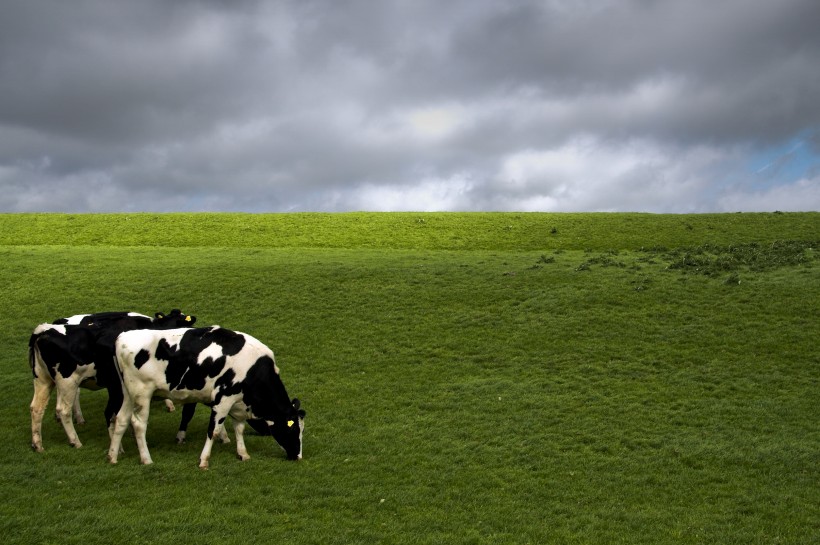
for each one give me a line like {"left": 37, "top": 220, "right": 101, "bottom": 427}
{"left": 1, "top": 0, "right": 819, "bottom": 213}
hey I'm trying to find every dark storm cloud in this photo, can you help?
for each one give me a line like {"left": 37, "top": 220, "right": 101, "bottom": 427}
{"left": 1, "top": 0, "right": 818, "bottom": 212}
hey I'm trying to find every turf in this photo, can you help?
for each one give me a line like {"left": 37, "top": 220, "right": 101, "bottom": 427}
{"left": 0, "top": 212, "right": 817, "bottom": 544}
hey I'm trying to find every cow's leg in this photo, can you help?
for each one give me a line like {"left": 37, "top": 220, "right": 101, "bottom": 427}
{"left": 198, "top": 433, "right": 215, "bottom": 470}
{"left": 54, "top": 378, "right": 82, "bottom": 448}
{"left": 30, "top": 377, "right": 54, "bottom": 452}
{"left": 217, "top": 424, "right": 230, "bottom": 444}
{"left": 108, "top": 389, "right": 135, "bottom": 464}
{"left": 176, "top": 403, "right": 197, "bottom": 444}
{"left": 53, "top": 389, "right": 62, "bottom": 423}
{"left": 72, "top": 389, "right": 86, "bottom": 425}
{"left": 176, "top": 403, "right": 230, "bottom": 445}
{"left": 199, "top": 406, "right": 231, "bottom": 469}
{"left": 129, "top": 397, "right": 153, "bottom": 465}
{"left": 233, "top": 420, "right": 250, "bottom": 462}
{"left": 104, "top": 385, "right": 125, "bottom": 454}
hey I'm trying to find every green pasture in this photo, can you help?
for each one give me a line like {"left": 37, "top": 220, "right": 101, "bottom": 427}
{"left": 0, "top": 212, "right": 817, "bottom": 544}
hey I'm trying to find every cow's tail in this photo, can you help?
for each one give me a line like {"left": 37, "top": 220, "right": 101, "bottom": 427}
{"left": 28, "top": 333, "right": 40, "bottom": 379}
{"left": 110, "top": 338, "right": 126, "bottom": 386}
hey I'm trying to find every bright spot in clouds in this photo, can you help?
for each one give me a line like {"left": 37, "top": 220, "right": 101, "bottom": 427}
{"left": 405, "top": 107, "right": 464, "bottom": 141}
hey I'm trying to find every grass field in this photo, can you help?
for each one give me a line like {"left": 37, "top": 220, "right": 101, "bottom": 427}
{"left": 0, "top": 212, "right": 817, "bottom": 544}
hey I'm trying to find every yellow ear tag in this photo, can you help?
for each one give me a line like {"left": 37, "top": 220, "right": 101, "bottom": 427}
{"left": 287, "top": 420, "right": 295, "bottom": 428}
{"left": 185, "top": 315, "right": 192, "bottom": 321}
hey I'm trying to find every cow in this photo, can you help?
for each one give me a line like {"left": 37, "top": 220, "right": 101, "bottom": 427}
{"left": 108, "top": 326, "right": 305, "bottom": 468}
{"left": 29, "top": 309, "right": 196, "bottom": 452}
{"left": 50, "top": 313, "right": 177, "bottom": 423}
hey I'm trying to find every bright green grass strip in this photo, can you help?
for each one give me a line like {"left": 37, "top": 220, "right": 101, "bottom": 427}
{"left": 1, "top": 211, "right": 818, "bottom": 250}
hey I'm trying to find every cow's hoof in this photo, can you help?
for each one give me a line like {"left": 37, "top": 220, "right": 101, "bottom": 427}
{"left": 69, "top": 441, "right": 83, "bottom": 449}
{"left": 31, "top": 443, "right": 44, "bottom": 453}
{"left": 237, "top": 454, "right": 250, "bottom": 462}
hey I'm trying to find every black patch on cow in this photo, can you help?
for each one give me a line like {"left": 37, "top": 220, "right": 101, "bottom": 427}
{"left": 237, "top": 355, "right": 305, "bottom": 460}
{"left": 241, "top": 356, "right": 294, "bottom": 419}
{"left": 207, "top": 411, "right": 217, "bottom": 439}
{"left": 158, "top": 328, "right": 245, "bottom": 392}
{"left": 203, "top": 327, "right": 246, "bottom": 356}
{"left": 246, "top": 419, "right": 272, "bottom": 436}
{"left": 134, "top": 349, "right": 151, "bottom": 370}
{"left": 213, "top": 368, "right": 242, "bottom": 406}
{"left": 155, "top": 338, "right": 177, "bottom": 362}
{"left": 34, "top": 326, "right": 96, "bottom": 380}
{"left": 214, "top": 367, "right": 238, "bottom": 390}
{"left": 82, "top": 312, "right": 150, "bottom": 328}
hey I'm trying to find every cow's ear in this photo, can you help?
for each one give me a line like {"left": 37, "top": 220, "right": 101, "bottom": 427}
{"left": 155, "top": 312, "right": 165, "bottom": 319}
{"left": 298, "top": 409, "right": 306, "bottom": 419}
{"left": 291, "top": 398, "right": 301, "bottom": 410}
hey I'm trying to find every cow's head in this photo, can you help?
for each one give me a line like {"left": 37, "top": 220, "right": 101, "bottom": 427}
{"left": 153, "top": 309, "right": 197, "bottom": 328}
{"left": 267, "top": 398, "right": 306, "bottom": 461}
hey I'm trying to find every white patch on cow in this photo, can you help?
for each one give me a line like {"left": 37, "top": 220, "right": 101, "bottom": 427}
{"left": 59, "top": 362, "right": 96, "bottom": 382}
{"left": 62, "top": 314, "right": 90, "bottom": 325}
{"left": 33, "top": 323, "right": 65, "bottom": 335}
{"left": 197, "top": 342, "right": 225, "bottom": 365}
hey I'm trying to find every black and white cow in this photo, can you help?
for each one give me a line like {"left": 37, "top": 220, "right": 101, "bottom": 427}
{"left": 109, "top": 326, "right": 305, "bottom": 468}
{"left": 29, "top": 310, "right": 196, "bottom": 452}
{"left": 50, "top": 313, "right": 181, "bottom": 422}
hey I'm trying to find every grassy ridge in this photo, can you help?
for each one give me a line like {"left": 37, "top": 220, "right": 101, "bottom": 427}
{"left": 1, "top": 211, "right": 817, "bottom": 250}
{"left": 0, "top": 213, "right": 818, "bottom": 544}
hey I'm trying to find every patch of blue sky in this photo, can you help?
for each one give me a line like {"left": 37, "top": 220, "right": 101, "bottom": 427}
{"left": 747, "top": 130, "right": 820, "bottom": 189}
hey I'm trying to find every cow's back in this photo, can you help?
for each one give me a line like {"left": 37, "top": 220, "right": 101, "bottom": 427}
{"left": 115, "top": 327, "right": 271, "bottom": 403}
{"left": 54, "top": 312, "right": 150, "bottom": 326}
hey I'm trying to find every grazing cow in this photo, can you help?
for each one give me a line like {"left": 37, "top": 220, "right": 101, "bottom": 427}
{"left": 29, "top": 310, "right": 196, "bottom": 452}
{"left": 109, "top": 326, "right": 305, "bottom": 468}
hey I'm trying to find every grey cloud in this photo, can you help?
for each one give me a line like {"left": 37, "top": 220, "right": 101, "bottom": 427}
{"left": 1, "top": 0, "right": 818, "bottom": 212}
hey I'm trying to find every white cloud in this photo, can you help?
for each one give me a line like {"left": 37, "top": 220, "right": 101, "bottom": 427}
{"left": 484, "top": 138, "right": 723, "bottom": 212}
{"left": 353, "top": 175, "right": 474, "bottom": 211}
{"left": 718, "top": 176, "right": 820, "bottom": 212}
